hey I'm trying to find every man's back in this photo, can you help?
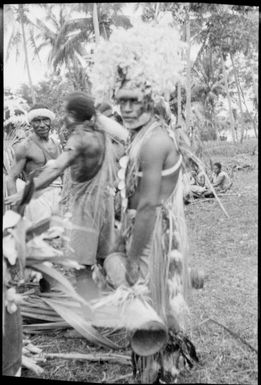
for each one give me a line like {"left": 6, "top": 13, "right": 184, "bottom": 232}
{"left": 64, "top": 124, "right": 105, "bottom": 183}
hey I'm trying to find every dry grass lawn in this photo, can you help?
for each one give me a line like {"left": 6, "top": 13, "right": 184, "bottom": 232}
{"left": 22, "top": 151, "right": 258, "bottom": 384}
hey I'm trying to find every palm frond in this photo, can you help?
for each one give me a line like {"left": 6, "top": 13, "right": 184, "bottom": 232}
{"left": 28, "top": 263, "right": 89, "bottom": 306}
{"left": 52, "top": 32, "right": 90, "bottom": 70}
{"left": 34, "top": 18, "right": 56, "bottom": 40}
{"left": 28, "top": 28, "right": 42, "bottom": 61}
{"left": 111, "top": 14, "right": 132, "bottom": 29}
{"left": 42, "top": 297, "right": 120, "bottom": 350}
{"left": 56, "top": 17, "right": 93, "bottom": 47}
{"left": 21, "top": 310, "right": 63, "bottom": 322}
{"left": 75, "top": 3, "right": 93, "bottom": 15}
{"left": 45, "top": 6, "right": 60, "bottom": 31}
{"left": 5, "top": 30, "right": 22, "bottom": 62}
{"left": 23, "top": 321, "right": 68, "bottom": 331}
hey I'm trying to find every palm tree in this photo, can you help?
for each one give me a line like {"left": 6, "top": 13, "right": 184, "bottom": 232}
{"left": 31, "top": 3, "right": 132, "bottom": 90}
{"left": 59, "top": 3, "right": 132, "bottom": 45}
{"left": 192, "top": 49, "right": 226, "bottom": 123}
{"left": 30, "top": 4, "right": 90, "bottom": 91}
{"left": 185, "top": 5, "right": 192, "bottom": 134}
{"left": 4, "top": 4, "right": 36, "bottom": 103}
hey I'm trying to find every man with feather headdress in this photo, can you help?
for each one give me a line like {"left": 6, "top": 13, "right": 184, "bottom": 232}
{"left": 90, "top": 22, "right": 198, "bottom": 383}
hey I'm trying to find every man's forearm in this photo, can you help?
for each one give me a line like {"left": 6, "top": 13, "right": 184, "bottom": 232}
{"left": 34, "top": 165, "right": 63, "bottom": 191}
{"left": 128, "top": 205, "right": 157, "bottom": 260}
{"left": 7, "top": 176, "right": 18, "bottom": 196}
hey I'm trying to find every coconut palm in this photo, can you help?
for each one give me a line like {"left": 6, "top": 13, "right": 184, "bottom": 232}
{"left": 29, "top": 4, "right": 90, "bottom": 91}
{"left": 192, "top": 49, "right": 227, "bottom": 134}
{"left": 4, "top": 4, "right": 37, "bottom": 103}
{"left": 31, "top": 4, "right": 132, "bottom": 91}
{"left": 74, "top": 3, "right": 132, "bottom": 41}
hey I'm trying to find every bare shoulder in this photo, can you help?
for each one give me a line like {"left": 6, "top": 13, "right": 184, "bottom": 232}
{"left": 13, "top": 138, "right": 30, "bottom": 159}
{"left": 141, "top": 126, "right": 174, "bottom": 161}
{"left": 69, "top": 126, "right": 104, "bottom": 158}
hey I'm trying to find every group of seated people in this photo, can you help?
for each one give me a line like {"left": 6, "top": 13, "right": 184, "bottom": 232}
{"left": 183, "top": 161, "right": 232, "bottom": 203}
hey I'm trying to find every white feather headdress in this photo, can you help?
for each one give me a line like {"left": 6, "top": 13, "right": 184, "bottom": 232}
{"left": 90, "top": 22, "right": 186, "bottom": 105}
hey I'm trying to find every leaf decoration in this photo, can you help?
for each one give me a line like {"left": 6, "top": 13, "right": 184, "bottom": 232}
{"left": 3, "top": 234, "right": 18, "bottom": 265}
{"left": 26, "top": 217, "right": 51, "bottom": 241}
{"left": 23, "top": 321, "right": 69, "bottom": 331}
{"left": 28, "top": 263, "right": 91, "bottom": 307}
{"left": 8, "top": 217, "right": 27, "bottom": 268}
{"left": 26, "top": 236, "right": 63, "bottom": 259}
{"left": 42, "top": 297, "right": 120, "bottom": 350}
{"left": 21, "top": 311, "right": 63, "bottom": 323}
{"left": 42, "top": 225, "right": 65, "bottom": 240}
{"left": 3, "top": 210, "right": 21, "bottom": 231}
{"left": 26, "top": 256, "right": 84, "bottom": 269}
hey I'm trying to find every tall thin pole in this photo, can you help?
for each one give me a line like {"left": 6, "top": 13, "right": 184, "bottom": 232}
{"left": 93, "top": 3, "right": 100, "bottom": 45}
{"left": 185, "top": 8, "right": 192, "bottom": 136}
{"left": 220, "top": 49, "right": 236, "bottom": 143}
{"left": 19, "top": 4, "right": 36, "bottom": 104}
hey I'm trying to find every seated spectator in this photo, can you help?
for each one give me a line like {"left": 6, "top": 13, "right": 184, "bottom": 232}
{"left": 183, "top": 162, "right": 207, "bottom": 202}
{"left": 204, "top": 162, "right": 232, "bottom": 197}
{"left": 195, "top": 167, "right": 206, "bottom": 188}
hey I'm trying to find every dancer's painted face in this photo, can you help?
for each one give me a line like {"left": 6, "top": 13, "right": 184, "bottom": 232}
{"left": 119, "top": 98, "right": 144, "bottom": 127}
{"left": 118, "top": 88, "right": 152, "bottom": 130}
{"left": 31, "top": 116, "right": 51, "bottom": 139}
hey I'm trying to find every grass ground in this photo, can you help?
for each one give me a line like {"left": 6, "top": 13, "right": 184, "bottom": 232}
{"left": 22, "top": 148, "right": 258, "bottom": 384}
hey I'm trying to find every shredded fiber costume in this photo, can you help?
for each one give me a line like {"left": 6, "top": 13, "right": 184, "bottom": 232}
{"left": 60, "top": 123, "right": 117, "bottom": 266}
{"left": 120, "top": 118, "right": 189, "bottom": 309}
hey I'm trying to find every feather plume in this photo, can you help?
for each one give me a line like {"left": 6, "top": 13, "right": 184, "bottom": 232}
{"left": 90, "top": 22, "right": 186, "bottom": 104}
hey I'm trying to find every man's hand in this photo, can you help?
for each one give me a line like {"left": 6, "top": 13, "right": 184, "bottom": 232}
{"left": 5, "top": 189, "right": 24, "bottom": 207}
{"left": 125, "top": 258, "right": 140, "bottom": 286}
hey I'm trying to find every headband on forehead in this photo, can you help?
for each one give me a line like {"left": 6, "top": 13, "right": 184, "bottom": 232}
{"left": 27, "top": 108, "right": 55, "bottom": 123}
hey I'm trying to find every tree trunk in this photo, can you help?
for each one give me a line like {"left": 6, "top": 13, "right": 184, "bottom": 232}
{"left": 230, "top": 53, "right": 245, "bottom": 143}
{"left": 68, "top": 64, "right": 77, "bottom": 90}
{"left": 154, "top": 2, "right": 160, "bottom": 21}
{"left": 93, "top": 3, "right": 100, "bottom": 45}
{"left": 220, "top": 50, "right": 236, "bottom": 143}
{"left": 19, "top": 5, "right": 36, "bottom": 104}
{"left": 250, "top": 61, "right": 258, "bottom": 105}
{"left": 237, "top": 67, "right": 258, "bottom": 138}
{"left": 177, "top": 81, "right": 182, "bottom": 127}
{"left": 185, "top": 9, "right": 192, "bottom": 136}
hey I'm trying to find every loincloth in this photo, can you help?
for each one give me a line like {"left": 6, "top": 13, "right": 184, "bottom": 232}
{"left": 19, "top": 178, "right": 62, "bottom": 224}
{"left": 64, "top": 180, "right": 116, "bottom": 266}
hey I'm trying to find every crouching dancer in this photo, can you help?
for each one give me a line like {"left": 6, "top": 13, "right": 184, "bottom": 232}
{"left": 5, "top": 92, "right": 127, "bottom": 299}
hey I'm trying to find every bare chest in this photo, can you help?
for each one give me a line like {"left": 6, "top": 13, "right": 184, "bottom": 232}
{"left": 24, "top": 139, "right": 60, "bottom": 177}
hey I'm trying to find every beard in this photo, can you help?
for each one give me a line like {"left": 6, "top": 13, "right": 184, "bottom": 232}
{"left": 35, "top": 127, "right": 51, "bottom": 140}
{"left": 122, "top": 111, "right": 152, "bottom": 131}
